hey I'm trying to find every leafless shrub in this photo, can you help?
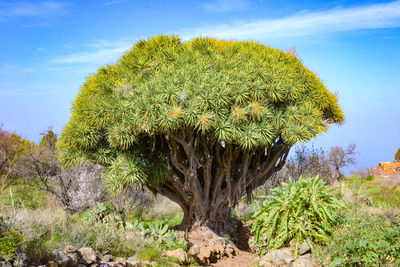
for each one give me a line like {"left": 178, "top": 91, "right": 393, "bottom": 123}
{"left": 263, "top": 145, "right": 334, "bottom": 192}
{"left": 64, "top": 164, "right": 105, "bottom": 212}
{"left": 329, "top": 143, "right": 357, "bottom": 181}
{"left": 262, "top": 144, "right": 358, "bottom": 193}
{"left": 15, "top": 130, "right": 105, "bottom": 212}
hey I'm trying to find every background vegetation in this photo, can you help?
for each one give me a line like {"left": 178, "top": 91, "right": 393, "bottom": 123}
{"left": 1, "top": 125, "right": 399, "bottom": 266}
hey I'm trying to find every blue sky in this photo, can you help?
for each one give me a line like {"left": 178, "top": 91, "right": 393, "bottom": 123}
{"left": 0, "top": 0, "right": 399, "bottom": 171}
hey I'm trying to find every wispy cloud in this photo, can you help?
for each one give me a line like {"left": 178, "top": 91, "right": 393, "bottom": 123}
{"left": 202, "top": 0, "right": 250, "bottom": 13}
{"left": 183, "top": 1, "right": 400, "bottom": 39}
{"left": 0, "top": 1, "right": 68, "bottom": 21}
{"left": 0, "top": 64, "right": 36, "bottom": 74}
{"left": 50, "top": 39, "right": 135, "bottom": 65}
{"left": 0, "top": 88, "right": 60, "bottom": 97}
{"left": 102, "top": 0, "right": 128, "bottom": 6}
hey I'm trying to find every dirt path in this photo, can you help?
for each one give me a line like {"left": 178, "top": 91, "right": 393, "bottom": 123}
{"left": 211, "top": 222, "right": 257, "bottom": 267}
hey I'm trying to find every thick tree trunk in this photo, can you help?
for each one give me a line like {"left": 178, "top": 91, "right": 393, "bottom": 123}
{"left": 149, "top": 130, "right": 290, "bottom": 234}
{"left": 179, "top": 195, "right": 232, "bottom": 234}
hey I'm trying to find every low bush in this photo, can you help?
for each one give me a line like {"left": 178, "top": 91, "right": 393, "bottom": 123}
{"left": 251, "top": 176, "right": 344, "bottom": 257}
{"left": 327, "top": 214, "right": 400, "bottom": 266}
{"left": 137, "top": 247, "right": 161, "bottom": 261}
{"left": 0, "top": 216, "right": 25, "bottom": 260}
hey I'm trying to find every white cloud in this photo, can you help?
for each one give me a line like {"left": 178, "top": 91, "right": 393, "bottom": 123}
{"left": 202, "top": 0, "right": 249, "bottom": 13}
{"left": 0, "top": 1, "right": 68, "bottom": 21}
{"left": 50, "top": 39, "right": 135, "bottom": 65}
{"left": 182, "top": 1, "right": 400, "bottom": 39}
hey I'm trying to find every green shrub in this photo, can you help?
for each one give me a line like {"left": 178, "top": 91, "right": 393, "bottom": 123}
{"left": 328, "top": 214, "right": 400, "bottom": 266}
{"left": 0, "top": 217, "right": 25, "bottom": 260}
{"left": 138, "top": 247, "right": 161, "bottom": 261}
{"left": 369, "top": 186, "right": 400, "bottom": 207}
{"left": 251, "top": 176, "right": 344, "bottom": 256}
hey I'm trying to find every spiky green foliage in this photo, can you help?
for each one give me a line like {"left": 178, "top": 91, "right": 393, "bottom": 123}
{"left": 251, "top": 177, "right": 344, "bottom": 257}
{"left": 59, "top": 35, "right": 343, "bottom": 193}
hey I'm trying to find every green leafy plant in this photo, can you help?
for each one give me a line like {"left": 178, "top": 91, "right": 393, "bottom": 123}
{"left": 83, "top": 202, "right": 127, "bottom": 228}
{"left": 137, "top": 247, "right": 161, "bottom": 262}
{"left": 251, "top": 176, "right": 344, "bottom": 257}
{"left": 329, "top": 214, "right": 400, "bottom": 266}
{"left": 0, "top": 217, "right": 25, "bottom": 260}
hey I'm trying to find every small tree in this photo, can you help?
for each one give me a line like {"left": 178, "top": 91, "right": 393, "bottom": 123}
{"left": 59, "top": 35, "right": 344, "bottom": 233}
{"left": 0, "top": 125, "right": 33, "bottom": 193}
{"left": 328, "top": 143, "right": 357, "bottom": 180}
{"left": 395, "top": 148, "right": 400, "bottom": 162}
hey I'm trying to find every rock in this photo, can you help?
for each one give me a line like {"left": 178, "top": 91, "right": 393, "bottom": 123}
{"left": 291, "top": 258, "right": 315, "bottom": 267}
{"left": 67, "top": 253, "right": 79, "bottom": 267}
{"left": 225, "top": 246, "right": 235, "bottom": 257}
{"left": 115, "top": 257, "right": 126, "bottom": 266}
{"left": 126, "top": 257, "right": 141, "bottom": 267}
{"left": 259, "top": 247, "right": 294, "bottom": 267}
{"left": 78, "top": 247, "right": 97, "bottom": 265}
{"left": 65, "top": 246, "right": 77, "bottom": 254}
{"left": 187, "top": 244, "right": 200, "bottom": 257}
{"left": 0, "top": 261, "right": 12, "bottom": 267}
{"left": 126, "top": 257, "right": 137, "bottom": 262}
{"left": 274, "top": 247, "right": 293, "bottom": 261}
{"left": 46, "top": 261, "right": 58, "bottom": 267}
{"left": 90, "top": 263, "right": 98, "bottom": 267}
{"left": 50, "top": 251, "right": 72, "bottom": 267}
{"left": 197, "top": 247, "right": 212, "bottom": 263}
{"left": 101, "top": 255, "right": 114, "bottom": 262}
{"left": 164, "top": 248, "right": 189, "bottom": 264}
{"left": 77, "top": 264, "right": 86, "bottom": 267}
{"left": 259, "top": 252, "right": 274, "bottom": 263}
{"left": 290, "top": 239, "right": 311, "bottom": 256}
{"left": 299, "top": 253, "right": 314, "bottom": 261}
{"left": 13, "top": 252, "right": 29, "bottom": 267}
{"left": 258, "top": 260, "right": 273, "bottom": 267}
{"left": 298, "top": 242, "right": 311, "bottom": 255}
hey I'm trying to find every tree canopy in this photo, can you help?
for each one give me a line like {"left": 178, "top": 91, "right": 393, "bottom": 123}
{"left": 59, "top": 35, "right": 344, "bottom": 231}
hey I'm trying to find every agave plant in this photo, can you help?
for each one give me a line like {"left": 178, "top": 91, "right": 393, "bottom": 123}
{"left": 125, "top": 219, "right": 186, "bottom": 249}
{"left": 251, "top": 176, "right": 344, "bottom": 257}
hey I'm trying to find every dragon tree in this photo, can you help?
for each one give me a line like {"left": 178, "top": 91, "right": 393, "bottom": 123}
{"left": 59, "top": 35, "right": 344, "bottom": 234}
